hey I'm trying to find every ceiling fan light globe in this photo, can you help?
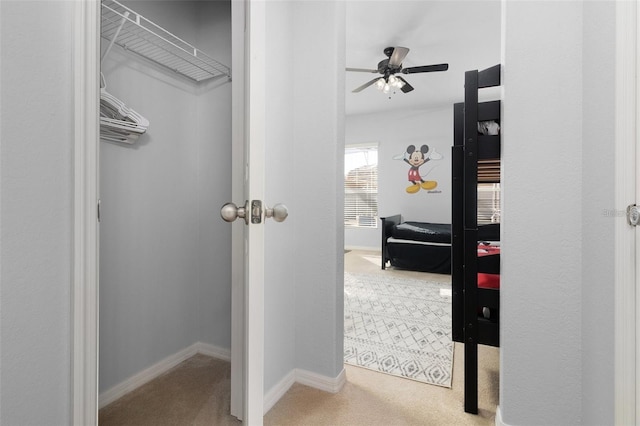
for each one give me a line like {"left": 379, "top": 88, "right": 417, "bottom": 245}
{"left": 388, "top": 75, "right": 397, "bottom": 84}
{"left": 383, "top": 83, "right": 391, "bottom": 94}
{"left": 375, "top": 78, "right": 385, "bottom": 89}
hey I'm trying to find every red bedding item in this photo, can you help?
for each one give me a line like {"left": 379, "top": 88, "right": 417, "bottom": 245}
{"left": 477, "top": 245, "right": 500, "bottom": 257}
{"left": 478, "top": 273, "right": 500, "bottom": 289}
{"left": 477, "top": 245, "right": 500, "bottom": 289}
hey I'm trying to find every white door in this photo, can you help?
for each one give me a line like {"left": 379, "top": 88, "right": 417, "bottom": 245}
{"left": 227, "top": 1, "right": 289, "bottom": 423}
{"left": 227, "top": 0, "right": 265, "bottom": 419}
{"left": 229, "top": 0, "right": 343, "bottom": 422}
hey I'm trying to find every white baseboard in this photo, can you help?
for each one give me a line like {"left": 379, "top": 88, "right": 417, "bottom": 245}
{"left": 263, "top": 367, "right": 347, "bottom": 415}
{"left": 100, "top": 343, "right": 346, "bottom": 415}
{"left": 99, "top": 341, "right": 231, "bottom": 409}
{"left": 194, "top": 341, "right": 231, "bottom": 361}
{"left": 296, "top": 367, "right": 346, "bottom": 393}
{"left": 495, "top": 405, "right": 510, "bottom": 426}
{"left": 263, "top": 370, "right": 296, "bottom": 415}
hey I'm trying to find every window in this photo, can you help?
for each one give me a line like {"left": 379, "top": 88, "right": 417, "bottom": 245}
{"left": 478, "top": 183, "right": 500, "bottom": 224}
{"left": 345, "top": 144, "right": 378, "bottom": 228}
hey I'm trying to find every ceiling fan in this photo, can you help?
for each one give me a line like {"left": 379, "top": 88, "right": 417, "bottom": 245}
{"left": 347, "top": 46, "right": 448, "bottom": 94}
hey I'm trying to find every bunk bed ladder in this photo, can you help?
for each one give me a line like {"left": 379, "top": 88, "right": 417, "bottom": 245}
{"left": 452, "top": 102, "right": 464, "bottom": 345}
{"left": 452, "top": 64, "right": 501, "bottom": 415}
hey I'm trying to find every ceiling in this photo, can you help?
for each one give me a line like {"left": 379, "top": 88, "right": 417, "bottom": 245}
{"left": 345, "top": 1, "right": 502, "bottom": 116}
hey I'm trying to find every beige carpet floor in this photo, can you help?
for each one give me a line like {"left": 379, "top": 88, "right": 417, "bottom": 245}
{"left": 99, "top": 250, "right": 499, "bottom": 425}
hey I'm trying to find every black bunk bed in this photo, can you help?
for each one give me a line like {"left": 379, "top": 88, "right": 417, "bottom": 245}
{"left": 452, "top": 64, "right": 501, "bottom": 414}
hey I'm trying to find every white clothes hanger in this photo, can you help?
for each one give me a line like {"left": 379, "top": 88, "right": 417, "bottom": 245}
{"left": 99, "top": 72, "right": 149, "bottom": 144}
{"left": 99, "top": 9, "right": 149, "bottom": 145}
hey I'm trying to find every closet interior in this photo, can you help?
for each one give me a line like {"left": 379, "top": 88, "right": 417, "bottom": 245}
{"left": 98, "top": 0, "right": 233, "bottom": 407}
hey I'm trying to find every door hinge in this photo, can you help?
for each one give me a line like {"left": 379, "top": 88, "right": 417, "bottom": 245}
{"left": 97, "top": 199, "right": 101, "bottom": 223}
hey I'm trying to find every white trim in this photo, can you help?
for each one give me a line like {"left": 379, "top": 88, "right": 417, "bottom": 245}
{"left": 230, "top": 0, "right": 245, "bottom": 419}
{"left": 495, "top": 405, "right": 509, "bottom": 426}
{"left": 74, "top": 0, "right": 248, "bottom": 422}
{"left": 263, "top": 368, "right": 347, "bottom": 416}
{"left": 72, "top": 1, "right": 100, "bottom": 425}
{"left": 296, "top": 367, "right": 347, "bottom": 394}
{"left": 263, "top": 371, "right": 296, "bottom": 415}
{"left": 614, "top": 1, "right": 637, "bottom": 424}
{"left": 98, "top": 342, "right": 231, "bottom": 409}
{"left": 194, "top": 342, "right": 232, "bottom": 362}
{"left": 245, "top": 0, "right": 266, "bottom": 423}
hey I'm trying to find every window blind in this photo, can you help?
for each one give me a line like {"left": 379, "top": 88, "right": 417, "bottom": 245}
{"left": 345, "top": 145, "right": 378, "bottom": 228}
{"left": 478, "top": 183, "right": 500, "bottom": 224}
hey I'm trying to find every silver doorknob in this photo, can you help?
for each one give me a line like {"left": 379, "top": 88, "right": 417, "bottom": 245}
{"left": 265, "top": 203, "right": 288, "bottom": 222}
{"left": 220, "top": 201, "right": 249, "bottom": 224}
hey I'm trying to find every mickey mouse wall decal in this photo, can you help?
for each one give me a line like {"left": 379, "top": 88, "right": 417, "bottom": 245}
{"left": 404, "top": 144, "right": 438, "bottom": 194}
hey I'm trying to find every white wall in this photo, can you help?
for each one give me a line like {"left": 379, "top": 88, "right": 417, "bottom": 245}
{"left": 0, "top": 1, "right": 73, "bottom": 424}
{"left": 345, "top": 107, "right": 453, "bottom": 249}
{"left": 501, "top": 1, "right": 615, "bottom": 424}
{"left": 99, "top": 0, "right": 232, "bottom": 392}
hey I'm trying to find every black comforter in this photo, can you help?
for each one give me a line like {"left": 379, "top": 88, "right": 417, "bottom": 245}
{"left": 391, "top": 222, "right": 500, "bottom": 243}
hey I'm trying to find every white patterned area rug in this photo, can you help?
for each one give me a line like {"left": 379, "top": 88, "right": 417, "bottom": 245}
{"left": 344, "top": 273, "right": 454, "bottom": 388}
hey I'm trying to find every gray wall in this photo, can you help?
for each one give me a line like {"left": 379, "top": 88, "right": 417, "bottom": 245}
{"left": 99, "top": 0, "right": 232, "bottom": 392}
{"left": 0, "top": 1, "right": 73, "bottom": 424}
{"left": 292, "top": 0, "right": 346, "bottom": 380}
{"left": 194, "top": 0, "right": 234, "bottom": 356}
{"left": 345, "top": 107, "right": 453, "bottom": 249}
{"left": 501, "top": 1, "right": 615, "bottom": 424}
{"left": 264, "top": 0, "right": 296, "bottom": 392}
{"left": 580, "top": 2, "right": 615, "bottom": 423}
{"left": 262, "top": 0, "right": 346, "bottom": 392}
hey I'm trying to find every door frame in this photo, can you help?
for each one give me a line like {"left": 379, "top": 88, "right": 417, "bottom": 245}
{"left": 232, "top": 0, "right": 266, "bottom": 422}
{"left": 71, "top": 0, "right": 255, "bottom": 424}
{"left": 614, "top": 0, "right": 638, "bottom": 424}
{"left": 72, "top": 0, "right": 100, "bottom": 424}
{"left": 230, "top": 0, "right": 245, "bottom": 420}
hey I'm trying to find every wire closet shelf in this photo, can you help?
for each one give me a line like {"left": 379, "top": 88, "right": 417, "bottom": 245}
{"left": 101, "top": 0, "right": 231, "bottom": 82}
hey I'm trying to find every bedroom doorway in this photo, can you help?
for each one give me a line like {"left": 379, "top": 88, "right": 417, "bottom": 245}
{"left": 342, "top": 0, "right": 502, "bottom": 418}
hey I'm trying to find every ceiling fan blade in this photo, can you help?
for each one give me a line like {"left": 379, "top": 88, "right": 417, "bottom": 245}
{"left": 397, "top": 76, "right": 414, "bottom": 93}
{"left": 346, "top": 67, "right": 378, "bottom": 73}
{"left": 388, "top": 47, "right": 410, "bottom": 68}
{"left": 352, "top": 77, "right": 380, "bottom": 93}
{"left": 402, "top": 63, "right": 449, "bottom": 74}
